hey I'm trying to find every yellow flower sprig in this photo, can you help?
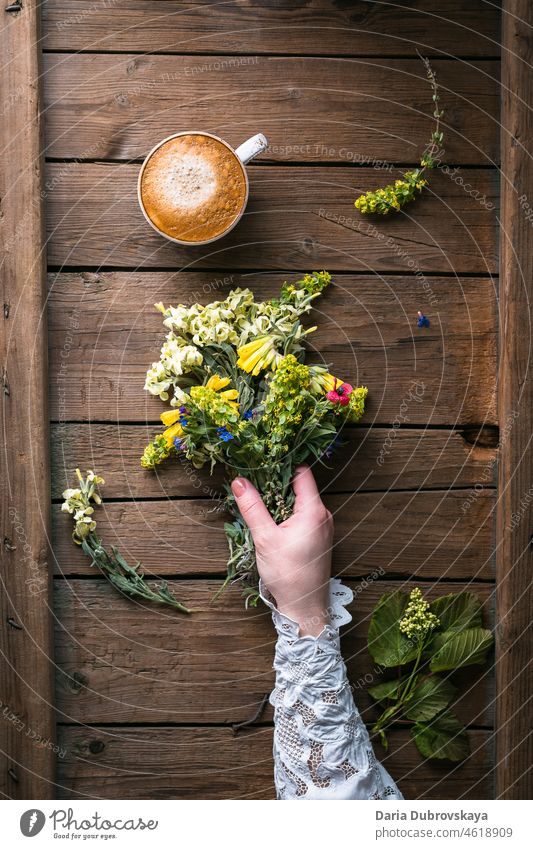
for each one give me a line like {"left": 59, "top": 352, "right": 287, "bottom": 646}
{"left": 355, "top": 56, "right": 444, "bottom": 215}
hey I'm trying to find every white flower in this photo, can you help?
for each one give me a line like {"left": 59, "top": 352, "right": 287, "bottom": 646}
{"left": 62, "top": 487, "right": 81, "bottom": 503}
{"left": 160, "top": 303, "right": 191, "bottom": 334}
{"left": 169, "top": 385, "right": 189, "bottom": 407}
{"left": 144, "top": 360, "right": 173, "bottom": 401}
{"left": 144, "top": 337, "right": 202, "bottom": 402}
{"left": 161, "top": 336, "right": 203, "bottom": 376}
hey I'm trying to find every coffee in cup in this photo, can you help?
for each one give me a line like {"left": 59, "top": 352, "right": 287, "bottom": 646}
{"left": 138, "top": 131, "right": 268, "bottom": 245}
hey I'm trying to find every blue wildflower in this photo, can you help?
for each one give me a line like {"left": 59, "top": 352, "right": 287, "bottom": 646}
{"left": 217, "top": 426, "right": 234, "bottom": 442}
{"left": 179, "top": 406, "right": 189, "bottom": 414}
{"left": 179, "top": 416, "right": 188, "bottom": 426}
{"left": 324, "top": 434, "right": 342, "bottom": 460}
{"left": 417, "top": 311, "right": 430, "bottom": 328}
{"left": 242, "top": 410, "right": 254, "bottom": 420}
{"left": 173, "top": 437, "right": 184, "bottom": 450}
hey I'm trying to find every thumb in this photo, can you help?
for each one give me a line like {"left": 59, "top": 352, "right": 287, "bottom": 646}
{"left": 231, "top": 477, "right": 275, "bottom": 539}
{"left": 292, "top": 465, "right": 322, "bottom": 513}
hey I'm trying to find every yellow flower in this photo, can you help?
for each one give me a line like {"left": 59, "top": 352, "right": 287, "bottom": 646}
{"left": 163, "top": 422, "right": 184, "bottom": 446}
{"left": 237, "top": 335, "right": 279, "bottom": 376}
{"left": 160, "top": 409, "right": 182, "bottom": 426}
{"left": 309, "top": 366, "right": 340, "bottom": 395}
{"left": 320, "top": 373, "right": 338, "bottom": 392}
{"left": 205, "top": 374, "right": 239, "bottom": 410}
{"left": 159, "top": 409, "right": 184, "bottom": 446}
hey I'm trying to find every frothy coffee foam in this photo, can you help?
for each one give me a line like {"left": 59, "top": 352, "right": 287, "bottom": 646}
{"left": 140, "top": 134, "right": 247, "bottom": 243}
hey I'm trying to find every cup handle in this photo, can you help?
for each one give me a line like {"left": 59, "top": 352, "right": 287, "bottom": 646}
{"left": 234, "top": 133, "right": 268, "bottom": 165}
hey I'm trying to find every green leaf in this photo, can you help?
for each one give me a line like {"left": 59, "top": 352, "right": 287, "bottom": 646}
{"left": 411, "top": 711, "right": 470, "bottom": 761}
{"left": 367, "top": 592, "right": 419, "bottom": 667}
{"left": 405, "top": 676, "right": 456, "bottom": 721}
{"left": 376, "top": 728, "right": 389, "bottom": 751}
{"left": 368, "top": 676, "right": 408, "bottom": 704}
{"left": 430, "top": 627, "right": 493, "bottom": 672}
{"left": 429, "top": 592, "right": 483, "bottom": 633}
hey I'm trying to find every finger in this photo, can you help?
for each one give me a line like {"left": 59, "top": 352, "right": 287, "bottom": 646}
{"left": 231, "top": 477, "right": 276, "bottom": 538}
{"left": 292, "top": 465, "right": 323, "bottom": 513}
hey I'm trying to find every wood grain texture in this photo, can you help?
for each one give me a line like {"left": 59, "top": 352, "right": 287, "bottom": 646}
{"left": 0, "top": 0, "right": 55, "bottom": 799}
{"left": 53, "top": 579, "right": 494, "bottom": 727}
{"left": 55, "top": 725, "right": 493, "bottom": 800}
{"left": 40, "top": 0, "right": 502, "bottom": 803}
{"left": 51, "top": 489, "right": 495, "bottom": 580}
{"left": 42, "top": 54, "right": 499, "bottom": 164}
{"left": 45, "top": 163, "right": 498, "bottom": 272}
{"left": 496, "top": 0, "right": 533, "bottom": 801}
{"left": 50, "top": 423, "right": 497, "bottom": 499}
{"left": 47, "top": 272, "right": 497, "bottom": 424}
{"left": 42, "top": 0, "right": 501, "bottom": 58}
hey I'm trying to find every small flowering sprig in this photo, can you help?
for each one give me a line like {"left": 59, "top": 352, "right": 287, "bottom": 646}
{"left": 399, "top": 587, "right": 440, "bottom": 640}
{"left": 366, "top": 588, "right": 493, "bottom": 761}
{"left": 354, "top": 56, "right": 444, "bottom": 215}
{"left": 62, "top": 469, "right": 190, "bottom": 613}
{"left": 61, "top": 468, "right": 104, "bottom": 544}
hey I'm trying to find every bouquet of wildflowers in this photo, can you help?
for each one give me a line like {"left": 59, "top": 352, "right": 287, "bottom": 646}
{"left": 141, "top": 272, "right": 367, "bottom": 605}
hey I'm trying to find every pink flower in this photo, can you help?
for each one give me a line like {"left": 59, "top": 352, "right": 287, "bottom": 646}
{"left": 326, "top": 381, "right": 353, "bottom": 407}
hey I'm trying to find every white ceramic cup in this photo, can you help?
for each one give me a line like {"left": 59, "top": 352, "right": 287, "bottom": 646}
{"left": 137, "top": 131, "right": 268, "bottom": 246}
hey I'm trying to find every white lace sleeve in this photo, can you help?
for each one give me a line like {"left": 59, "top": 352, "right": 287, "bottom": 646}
{"left": 260, "top": 578, "right": 404, "bottom": 800}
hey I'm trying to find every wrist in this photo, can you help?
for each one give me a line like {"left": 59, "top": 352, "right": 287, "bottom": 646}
{"left": 276, "top": 602, "right": 330, "bottom": 637}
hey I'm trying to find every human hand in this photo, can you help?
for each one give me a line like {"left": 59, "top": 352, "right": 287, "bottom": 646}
{"left": 231, "top": 466, "right": 333, "bottom": 636}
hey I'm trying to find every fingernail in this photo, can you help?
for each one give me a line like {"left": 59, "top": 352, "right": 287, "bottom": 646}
{"left": 231, "top": 478, "right": 246, "bottom": 496}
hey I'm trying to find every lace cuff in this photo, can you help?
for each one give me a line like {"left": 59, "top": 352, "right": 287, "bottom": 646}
{"left": 259, "top": 576, "right": 353, "bottom": 636}
{"left": 260, "top": 577, "right": 404, "bottom": 801}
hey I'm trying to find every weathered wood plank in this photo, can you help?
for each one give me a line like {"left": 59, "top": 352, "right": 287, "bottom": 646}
{"left": 45, "top": 164, "right": 498, "bottom": 272}
{"left": 55, "top": 725, "right": 493, "bottom": 800}
{"left": 42, "top": 0, "right": 501, "bottom": 58}
{"left": 53, "top": 579, "right": 494, "bottom": 726}
{"left": 43, "top": 55, "right": 499, "bottom": 164}
{"left": 51, "top": 491, "right": 496, "bottom": 580}
{"left": 0, "top": 0, "right": 55, "bottom": 799}
{"left": 496, "top": 0, "right": 533, "bottom": 801}
{"left": 50, "top": 423, "right": 497, "bottom": 499}
{"left": 47, "top": 272, "right": 497, "bottom": 424}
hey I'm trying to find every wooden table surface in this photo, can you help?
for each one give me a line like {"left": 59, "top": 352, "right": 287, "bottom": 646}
{"left": 43, "top": 0, "right": 501, "bottom": 800}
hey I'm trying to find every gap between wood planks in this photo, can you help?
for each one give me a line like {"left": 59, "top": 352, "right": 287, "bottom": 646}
{"left": 44, "top": 158, "right": 500, "bottom": 168}
{"left": 41, "top": 51, "right": 502, "bottom": 60}
{"left": 52, "top": 573, "right": 497, "bottom": 585}
{"left": 49, "top": 487, "right": 497, "bottom": 502}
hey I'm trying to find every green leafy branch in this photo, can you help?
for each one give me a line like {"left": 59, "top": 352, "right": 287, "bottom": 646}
{"left": 62, "top": 469, "right": 190, "bottom": 613}
{"left": 354, "top": 55, "right": 445, "bottom": 215}
{"left": 367, "top": 588, "right": 493, "bottom": 761}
